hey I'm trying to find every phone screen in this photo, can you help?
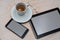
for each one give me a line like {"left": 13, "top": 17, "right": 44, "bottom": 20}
{"left": 6, "top": 19, "right": 28, "bottom": 38}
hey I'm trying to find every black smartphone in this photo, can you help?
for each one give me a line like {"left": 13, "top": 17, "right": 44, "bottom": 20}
{"left": 5, "top": 18, "right": 29, "bottom": 39}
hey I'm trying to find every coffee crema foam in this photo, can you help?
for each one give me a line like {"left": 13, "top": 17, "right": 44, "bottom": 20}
{"left": 16, "top": 5, "right": 25, "bottom": 12}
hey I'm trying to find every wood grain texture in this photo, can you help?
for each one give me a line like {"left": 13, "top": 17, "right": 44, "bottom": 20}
{"left": 0, "top": 0, "right": 60, "bottom": 40}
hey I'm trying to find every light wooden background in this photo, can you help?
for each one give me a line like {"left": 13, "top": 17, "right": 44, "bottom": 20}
{"left": 0, "top": 0, "right": 60, "bottom": 40}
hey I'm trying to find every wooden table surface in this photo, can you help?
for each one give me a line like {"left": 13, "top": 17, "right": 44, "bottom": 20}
{"left": 0, "top": 0, "right": 60, "bottom": 40}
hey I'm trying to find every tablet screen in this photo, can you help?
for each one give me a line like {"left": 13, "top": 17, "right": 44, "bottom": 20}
{"left": 31, "top": 8, "right": 60, "bottom": 38}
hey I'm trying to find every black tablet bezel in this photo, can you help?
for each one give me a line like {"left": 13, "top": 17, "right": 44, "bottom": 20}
{"left": 5, "top": 18, "right": 29, "bottom": 39}
{"left": 30, "top": 8, "right": 60, "bottom": 39}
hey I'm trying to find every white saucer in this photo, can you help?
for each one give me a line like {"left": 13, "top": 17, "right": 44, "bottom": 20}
{"left": 11, "top": 6, "right": 32, "bottom": 23}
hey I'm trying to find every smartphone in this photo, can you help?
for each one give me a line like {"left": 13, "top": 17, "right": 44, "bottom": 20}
{"left": 5, "top": 19, "right": 29, "bottom": 39}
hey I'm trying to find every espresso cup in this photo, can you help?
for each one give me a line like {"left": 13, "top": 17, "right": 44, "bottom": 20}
{"left": 15, "top": 2, "right": 28, "bottom": 16}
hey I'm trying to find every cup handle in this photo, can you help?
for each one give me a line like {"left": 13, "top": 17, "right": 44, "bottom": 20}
{"left": 26, "top": 3, "right": 29, "bottom": 7}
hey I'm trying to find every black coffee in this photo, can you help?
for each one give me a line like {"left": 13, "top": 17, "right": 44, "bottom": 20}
{"left": 16, "top": 5, "right": 25, "bottom": 12}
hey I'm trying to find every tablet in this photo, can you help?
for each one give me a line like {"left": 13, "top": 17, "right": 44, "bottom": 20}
{"left": 30, "top": 8, "right": 60, "bottom": 39}
{"left": 5, "top": 19, "right": 29, "bottom": 39}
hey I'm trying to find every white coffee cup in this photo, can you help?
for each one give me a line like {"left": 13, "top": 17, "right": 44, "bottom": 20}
{"left": 11, "top": 2, "right": 32, "bottom": 23}
{"left": 15, "top": 2, "right": 28, "bottom": 16}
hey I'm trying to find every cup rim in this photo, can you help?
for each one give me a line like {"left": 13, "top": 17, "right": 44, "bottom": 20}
{"left": 15, "top": 2, "right": 27, "bottom": 13}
